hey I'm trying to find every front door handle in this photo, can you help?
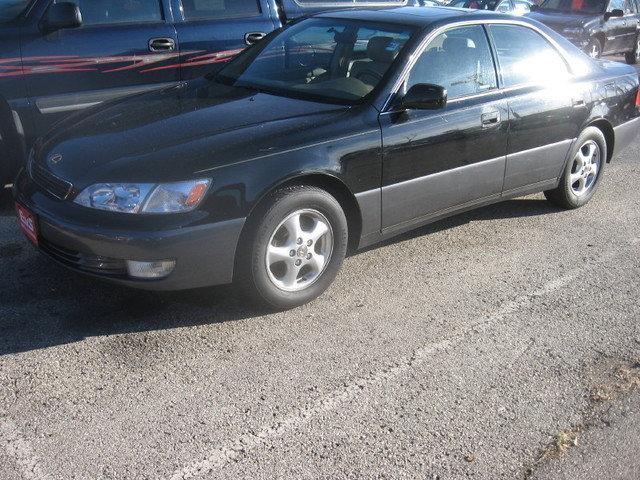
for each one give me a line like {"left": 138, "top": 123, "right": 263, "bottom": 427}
{"left": 149, "top": 37, "right": 176, "bottom": 52}
{"left": 245, "top": 32, "right": 266, "bottom": 46}
{"left": 481, "top": 111, "right": 501, "bottom": 127}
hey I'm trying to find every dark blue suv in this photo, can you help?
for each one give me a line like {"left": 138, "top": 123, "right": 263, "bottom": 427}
{"left": 0, "top": 0, "right": 422, "bottom": 186}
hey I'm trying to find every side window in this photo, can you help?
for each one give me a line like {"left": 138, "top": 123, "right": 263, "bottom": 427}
{"left": 608, "top": 0, "right": 624, "bottom": 10}
{"left": 623, "top": 0, "right": 636, "bottom": 14}
{"left": 488, "top": 24, "right": 569, "bottom": 87}
{"left": 513, "top": 1, "right": 531, "bottom": 13}
{"left": 496, "top": 0, "right": 512, "bottom": 12}
{"left": 181, "top": 0, "right": 260, "bottom": 21}
{"left": 56, "top": 0, "right": 163, "bottom": 25}
{"left": 407, "top": 25, "right": 497, "bottom": 99}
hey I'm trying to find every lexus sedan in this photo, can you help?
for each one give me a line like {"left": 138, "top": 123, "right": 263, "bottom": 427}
{"left": 14, "top": 8, "right": 640, "bottom": 309}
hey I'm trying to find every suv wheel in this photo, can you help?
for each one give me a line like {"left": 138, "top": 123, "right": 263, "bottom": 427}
{"left": 586, "top": 37, "right": 602, "bottom": 59}
{"left": 544, "top": 127, "right": 607, "bottom": 209}
{"left": 237, "top": 185, "right": 348, "bottom": 310}
{"left": 624, "top": 36, "right": 640, "bottom": 64}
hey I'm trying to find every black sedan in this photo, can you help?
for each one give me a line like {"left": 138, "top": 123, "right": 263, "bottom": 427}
{"left": 14, "top": 8, "right": 640, "bottom": 309}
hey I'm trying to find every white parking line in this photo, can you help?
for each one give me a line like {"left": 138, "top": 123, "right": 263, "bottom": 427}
{"left": 168, "top": 244, "right": 632, "bottom": 480}
{"left": 0, "top": 419, "right": 50, "bottom": 480}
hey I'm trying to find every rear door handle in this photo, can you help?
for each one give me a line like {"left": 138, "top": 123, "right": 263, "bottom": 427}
{"left": 245, "top": 32, "right": 267, "bottom": 46}
{"left": 481, "top": 111, "right": 501, "bottom": 127}
{"left": 149, "top": 37, "right": 175, "bottom": 52}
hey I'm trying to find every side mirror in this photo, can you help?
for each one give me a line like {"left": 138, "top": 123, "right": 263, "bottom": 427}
{"left": 43, "top": 2, "right": 82, "bottom": 32}
{"left": 398, "top": 83, "right": 447, "bottom": 110}
{"left": 605, "top": 8, "right": 624, "bottom": 20}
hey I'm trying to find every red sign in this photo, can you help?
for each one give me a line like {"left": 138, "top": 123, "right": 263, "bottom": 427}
{"left": 15, "top": 203, "right": 39, "bottom": 246}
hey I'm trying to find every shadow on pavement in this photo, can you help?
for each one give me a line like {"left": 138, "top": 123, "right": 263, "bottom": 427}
{"left": 362, "top": 197, "right": 562, "bottom": 252}
{"left": 0, "top": 195, "right": 561, "bottom": 356}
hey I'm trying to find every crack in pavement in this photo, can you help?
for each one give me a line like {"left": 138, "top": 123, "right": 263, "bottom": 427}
{"left": 166, "top": 239, "right": 636, "bottom": 480}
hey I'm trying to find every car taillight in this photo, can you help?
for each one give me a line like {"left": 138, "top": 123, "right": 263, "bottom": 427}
{"left": 636, "top": 88, "right": 640, "bottom": 107}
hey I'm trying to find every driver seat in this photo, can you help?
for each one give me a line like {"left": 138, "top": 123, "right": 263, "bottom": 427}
{"left": 350, "top": 36, "right": 400, "bottom": 86}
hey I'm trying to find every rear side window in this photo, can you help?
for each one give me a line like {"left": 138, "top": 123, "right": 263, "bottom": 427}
{"left": 180, "top": 0, "right": 261, "bottom": 20}
{"left": 407, "top": 25, "right": 497, "bottom": 99}
{"left": 488, "top": 24, "right": 570, "bottom": 87}
{"left": 56, "top": 0, "right": 163, "bottom": 25}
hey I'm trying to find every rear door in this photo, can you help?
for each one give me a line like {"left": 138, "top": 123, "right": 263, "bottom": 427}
{"left": 21, "top": 0, "right": 181, "bottom": 138}
{"left": 487, "top": 24, "right": 587, "bottom": 193}
{"left": 380, "top": 25, "right": 508, "bottom": 231}
{"left": 170, "top": 0, "right": 278, "bottom": 81}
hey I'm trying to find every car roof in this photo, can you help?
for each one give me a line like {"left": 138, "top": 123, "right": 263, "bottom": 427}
{"left": 315, "top": 6, "right": 511, "bottom": 27}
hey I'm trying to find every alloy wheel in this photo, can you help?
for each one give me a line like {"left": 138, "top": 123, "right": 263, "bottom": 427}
{"left": 570, "top": 140, "right": 601, "bottom": 197}
{"left": 265, "top": 209, "right": 334, "bottom": 292}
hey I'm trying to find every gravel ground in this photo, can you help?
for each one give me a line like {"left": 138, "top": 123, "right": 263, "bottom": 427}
{"left": 1, "top": 105, "right": 639, "bottom": 479}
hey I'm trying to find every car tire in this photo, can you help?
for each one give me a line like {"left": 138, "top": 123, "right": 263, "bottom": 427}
{"left": 544, "top": 127, "right": 607, "bottom": 209}
{"left": 624, "top": 35, "right": 640, "bottom": 64}
{"left": 236, "top": 185, "right": 348, "bottom": 310}
{"left": 586, "top": 37, "right": 602, "bottom": 59}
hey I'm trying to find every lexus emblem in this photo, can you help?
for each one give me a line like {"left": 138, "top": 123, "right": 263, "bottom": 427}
{"left": 49, "top": 153, "right": 63, "bottom": 165}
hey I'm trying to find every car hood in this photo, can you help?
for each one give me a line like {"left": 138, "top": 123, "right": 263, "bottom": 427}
{"left": 35, "top": 79, "right": 352, "bottom": 187}
{"left": 527, "top": 11, "right": 598, "bottom": 31}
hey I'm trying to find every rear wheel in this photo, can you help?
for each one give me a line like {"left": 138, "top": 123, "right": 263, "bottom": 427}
{"left": 236, "top": 185, "right": 348, "bottom": 310}
{"left": 624, "top": 36, "right": 640, "bottom": 64}
{"left": 544, "top": 127, "right": 607, "bottom": 209}
{"left": 586, "top": 37, "right": 602, "bottom": 59}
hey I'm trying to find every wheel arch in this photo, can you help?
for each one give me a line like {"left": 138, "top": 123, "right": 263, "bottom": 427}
{"left": 243, "top": 172, "right": 364, "bottom": 254}
{"left": 0, "top": 95, "right": 26, "bottom": 184}
{"left": 586, "top": 118, "right": 615, "bottom": 162}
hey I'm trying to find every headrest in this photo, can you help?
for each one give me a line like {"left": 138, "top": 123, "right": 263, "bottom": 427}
{"left": 367, "top": 36, "right": 402, "bottom": 63}
{"left": 442, "top": 36, "right": 475, "bottom": 53}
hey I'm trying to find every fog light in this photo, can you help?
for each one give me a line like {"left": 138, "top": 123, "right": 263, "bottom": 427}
{"left": 126, "top": 260, "right": 176, "bottom": 279}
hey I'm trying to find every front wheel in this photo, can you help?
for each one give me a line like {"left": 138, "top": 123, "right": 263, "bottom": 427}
{"left": 236, "top": 185, "right": 348, "bottom": 310}
{"left": 624, "top": 36, "right": 640, "bottom": 64}
{"left": 544, "top": 127, "right": 607, "bottom": 209}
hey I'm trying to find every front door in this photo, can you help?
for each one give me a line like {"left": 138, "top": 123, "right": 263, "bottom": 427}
{"left": 170, "top": 0, "right": 278, "bottom": 81}
{"left": 21, "top": 0, "right": 181, "bottom": 143}
{"left": 604, "top": 0, "right": 635, "bottom": 53}
{"left": 380, "top": 25, "right": 508, "bottom": 231}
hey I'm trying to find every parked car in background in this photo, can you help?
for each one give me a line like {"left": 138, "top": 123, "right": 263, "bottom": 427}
{"left": 528, "top": 0, "right": 640, "bottom": 61}
{"left": 446, "top": 0, "right": 533, "bottom": 14}
{"left": 14, "top": 8, "right": 640, "bottom": 308}
{"left": 0, "top": 0, "right": 425, "bottom": 188}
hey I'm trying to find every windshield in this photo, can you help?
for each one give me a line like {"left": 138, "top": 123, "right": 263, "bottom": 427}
{"left": 211, "top": 18, "right": 417, "bottom": 105}
{"left": 538, "top": 0, "right": 606, "bottom": 14}
{"left": 449, "top": 0, "right": 499, "bottom": 9}
{"left": 0, "top": 0, "right": 30, "bottom": 22}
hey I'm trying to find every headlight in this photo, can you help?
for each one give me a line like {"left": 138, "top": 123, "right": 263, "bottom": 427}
{"left": 562, "top": 28, "right": 584, "bottom": 36}
{"left": 74, "top": 179, "right": 211, "bottom": 214}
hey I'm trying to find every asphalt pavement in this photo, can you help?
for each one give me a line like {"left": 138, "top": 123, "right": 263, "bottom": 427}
{"left": 1, "top": 69, "right": 639, "bottom": 479}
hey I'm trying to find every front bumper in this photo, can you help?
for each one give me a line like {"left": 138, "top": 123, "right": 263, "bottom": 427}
{"left": 13, "top": 171, "right": 246, "bottom": 291}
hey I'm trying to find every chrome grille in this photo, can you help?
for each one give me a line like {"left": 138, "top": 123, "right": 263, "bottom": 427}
{"left": 29, "top": 159, "right": 73, "bottom": 200}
